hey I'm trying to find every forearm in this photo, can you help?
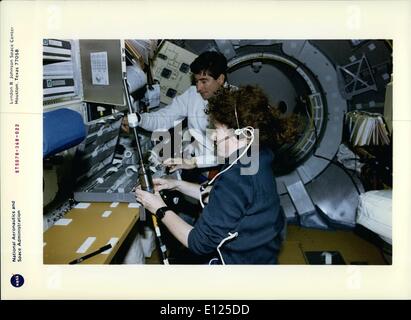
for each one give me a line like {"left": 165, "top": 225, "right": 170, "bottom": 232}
{"left": 194, "top": 155, "right": 218, "bottom": 168}
{"left": 139, "top": 90, "right": 189, "bottom": 131}
{"left": 162, "top": 210, "right": 193, "bottom": 248}
{"left": 175, "top": 180, "right": 201, "bottom": 200}
{"left": 139, "top": 112, "right": 182, "bottom": 131}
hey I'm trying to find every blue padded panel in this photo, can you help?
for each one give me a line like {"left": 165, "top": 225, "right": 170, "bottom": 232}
{"left": 43, "top": 108, "right": 86, "bottom": 158}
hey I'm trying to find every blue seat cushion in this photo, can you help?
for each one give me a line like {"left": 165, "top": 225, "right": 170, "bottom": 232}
{"left": 43, "top": 108, "right": 86, "bottom": 158}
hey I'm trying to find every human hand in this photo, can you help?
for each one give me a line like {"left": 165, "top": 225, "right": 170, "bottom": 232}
{"left": 163, "top": 157, "right": 196, "bottom": 173}
{"left": 121, "top": 116, "right": 130, "bottom": 134}
{"left": 135, "top": 188, "right": 166, "bottom": 213}
{"left": 152, "top": 178, "right": 179, "bottom": 192}
{"left": 127, "top": 112, "right": 141, "bottom": 129}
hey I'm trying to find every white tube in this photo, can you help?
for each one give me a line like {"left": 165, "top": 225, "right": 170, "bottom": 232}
{"left": 126, "top": 65, "right": 147, "bottom": 92}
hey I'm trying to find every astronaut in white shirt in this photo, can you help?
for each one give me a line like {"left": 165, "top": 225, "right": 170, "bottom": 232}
{"left": 130, "top": 51, "right": 228, "bottom": 171}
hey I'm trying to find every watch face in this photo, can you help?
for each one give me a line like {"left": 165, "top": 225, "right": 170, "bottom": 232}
{"left": 156, "top": 207, "right": 167, "bottom": 219}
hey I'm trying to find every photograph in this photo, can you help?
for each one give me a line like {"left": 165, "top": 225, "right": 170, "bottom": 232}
{"left": 42, "top": 39, "right": 393, "bottom": 267}
{"left": 1, "top": 0, "right": 410, "bottom": 301}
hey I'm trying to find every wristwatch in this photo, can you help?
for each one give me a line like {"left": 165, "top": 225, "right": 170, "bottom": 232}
{"left": 155, "top": 206, "right": 169, "bottom": 220}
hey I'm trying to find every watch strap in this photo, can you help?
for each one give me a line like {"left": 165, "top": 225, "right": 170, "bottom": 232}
{"left": 155, "top": 206, "right": 169, "bottom": 220}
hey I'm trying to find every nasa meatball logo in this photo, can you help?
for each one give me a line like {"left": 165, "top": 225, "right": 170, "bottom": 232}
{"left": 10, "top": 274, "right": 24, "bottom": 288}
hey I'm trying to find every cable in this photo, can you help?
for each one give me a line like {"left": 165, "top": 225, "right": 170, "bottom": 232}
{"left": 312, "top": 154, "right": 361, "bottom": 195}
{"left": 209, "top": 127, "right": 254, "bottom": 186}
{"left": 199, "top": 126, "right": 255, "bottom": 208}
{"left": 151, "top": 215, "right": 169, "bottom": 265}
{"left": 217, "top": 232, "right": 238, "bottom": 265}
{"left": 304, "top": 97, "right": 362, "bottom": 195}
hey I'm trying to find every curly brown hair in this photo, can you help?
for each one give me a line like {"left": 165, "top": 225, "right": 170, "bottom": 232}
{"left": 207, "top": 85, "right": 302, "bottom": 149}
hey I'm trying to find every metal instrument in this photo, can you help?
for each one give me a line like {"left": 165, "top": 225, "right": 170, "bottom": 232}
{"left": 122, "top": 76, "right": 169, "bottom": 265}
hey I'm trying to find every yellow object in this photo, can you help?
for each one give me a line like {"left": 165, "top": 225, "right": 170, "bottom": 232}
{"left": 43, "top": 202, "right": 139, "bottom": 264}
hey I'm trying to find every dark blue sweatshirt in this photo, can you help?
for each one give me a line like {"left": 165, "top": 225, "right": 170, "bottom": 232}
{"left": 187, "top": 147, "right": 285, "bottom": 264}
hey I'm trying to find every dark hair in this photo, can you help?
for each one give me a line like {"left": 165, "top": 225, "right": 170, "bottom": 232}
{"left": 190, "top": 51, "right": 227, "bottom": 82}
{"left": 207, "top": 85, "right": 302, "bottom": 149}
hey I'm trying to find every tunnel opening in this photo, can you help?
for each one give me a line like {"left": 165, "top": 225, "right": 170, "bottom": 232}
{"left": 227, "top": 54, "right": 327, "bottom": 176}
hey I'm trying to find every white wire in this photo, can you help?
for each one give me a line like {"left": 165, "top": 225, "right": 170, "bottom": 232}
{"left": 199, "top": 127, "right": 255, "bottom": 209}
{"left": 217, "top": 232, "right": 239, "bottom": 265}
{"left": 199, "top": 185, "right": 208, "bottom": 209}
